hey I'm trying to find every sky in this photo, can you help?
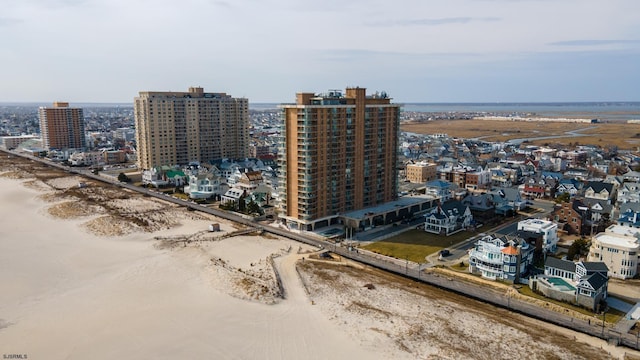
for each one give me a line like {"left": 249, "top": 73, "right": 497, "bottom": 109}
{"left": 1, "top": 0, "right": 639, "bottom": 103}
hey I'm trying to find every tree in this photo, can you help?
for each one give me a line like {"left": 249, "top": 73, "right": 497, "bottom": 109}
{"left": 567, "top": 237, "right": 591, "bottom": 261}
{"left": 555, "top": 192, "right": 570, "bottom": 203}
{"left": 247, "top": 200, "right": 262, "bottom": 215}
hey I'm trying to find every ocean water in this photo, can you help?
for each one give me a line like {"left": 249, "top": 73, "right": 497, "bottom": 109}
{"left": 250, "top": 102, "right": 640, "bottom": 121}
{"left": 401, "top": 102, "right": 640, "bottom": 122}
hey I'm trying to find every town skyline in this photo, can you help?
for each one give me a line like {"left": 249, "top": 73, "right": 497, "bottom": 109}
{"left": 2, "top": 0, "right": 639, "bottom": 103}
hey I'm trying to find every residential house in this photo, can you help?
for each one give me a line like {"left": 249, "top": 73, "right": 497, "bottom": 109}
{"left": 617, "top": 182, "right": 640, "bottom": 205}
{"left": 583, "top": 181, "right": 615, "bottom": 204}
{"left": 221, "top": 188, "right": 245, "bottom": 206}
{"left": 467, "top": 234, "right": 534, "bottom": 282}
{"left": 617, "top": 208, "right": 640, "bottom": 228}
{"left": 425, "top": 180, "right": 453, "bottom": 202}
{"left": 517, "top": 218, "right": 559, "bottom": 253}
{"left": 552, "top": 198, "right": 591, "bottom": 235}
{"left": 619, "top": 203, "right": 640, "bottom": 221}
{"left": 68, "top": 151, "right": 104, "bottom": 167}
{"left": 164, "top": 169, "right": 187, "bottom": 187}
{"left": 490, "top": 168, "right": 513, "bottom": 187}
{"left": 141, "top": 167, "right": 169, "bottom": 187}
{"left": 520, "top": 175, "right": 558, "bottom": 199}
{"left": 604, "top": 175, "right": 624, "bottom": 190}
{"left": 490, "top": 187, "right": 527, "bottom": 215}
{"left": 623, "top": 170, "right": 640, "bottom": 183}
{"left": 461, "top": 193, "right": 495, "bottom": 223}
{"left": 541, "top": 171, "right": 563, "bottom": 182}
{"left": 530, "top": 257, "right": 608, "bottom": 311}
{"left": 583, "top": 199, "right": 613, "bottom": 233}
{"left": 564, "top": 168, "right": 590, "bottom": 181}
{"left": 556, "top": 178, "right": 583, "bottom": 198}
{"left": 185, "top": 171, "right": 227, "bottom": 200}
{"left": 424, "top": 201, "right": 472, "bottom": 236}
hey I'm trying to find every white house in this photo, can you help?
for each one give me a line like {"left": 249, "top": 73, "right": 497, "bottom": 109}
{"left": 185, "top": 172, "right": 227, "bottom": 199}
{"left": 617, "top": 182, "right": 640, "bottom": 205}
{"left": 531, "top": 257, "right": 609, "bottom": 311}
{"left": 424, "top": 201, "right": 472, "bottom": 236}
{"left": 425, "top": 180, "right": 453, "bottom": 202}
{"left": 517, "top": 218, "right": 559, "bottom": 253}
{"left": 468, "top": 234, "right": 534, "bottom": 282}
{"left": 221, "top": 188, "right": 245, "bottom": 206}
{"left": 583, "top": 181, "right": 615, "bottom": 204}
{"left": 587, "top": 224, "right": 640, "bottom": 279}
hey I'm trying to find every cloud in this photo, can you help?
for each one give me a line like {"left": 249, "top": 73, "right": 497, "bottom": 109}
{"left": 549, "top": 39, "right": 640, "bottom": 47}
{"left": 366, "top": 17, "right": 501, "bottom": 27}
{"left": 319, "top": 48, "right": 481, "bottom": 60}
{"left": 209, "top": 0, "right": 232, "bottom": 8}
{"left": 0, "top": 17, "right": 23, "bottom": 26}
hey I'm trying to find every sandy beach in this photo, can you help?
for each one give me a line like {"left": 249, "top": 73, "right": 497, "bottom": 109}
{"left": 0, "top": 158, "right": 637, "bottom": 359}
{"left": 0, "top": 171, "right": 382, "bottom": 359}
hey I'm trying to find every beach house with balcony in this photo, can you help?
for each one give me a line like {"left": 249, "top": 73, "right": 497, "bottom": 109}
{"left": 424, "top": 201, "right": 472, "bottom": 236}
{"left": 468, "top": 234, "right": 534, "bottom": 283}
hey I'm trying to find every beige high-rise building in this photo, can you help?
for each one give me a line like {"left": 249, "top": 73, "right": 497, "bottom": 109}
{"left": 134, "top": 87, "right": 249, "bottom": 170}
{"left": 38, "top": 102, "right": 86, "bottom": 151}
{"left": 278, "top": 87, "right": 400, "bottom": 230}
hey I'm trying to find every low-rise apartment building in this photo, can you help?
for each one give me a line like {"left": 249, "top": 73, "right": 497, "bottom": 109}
{"left": 587, "top": 224, "right": 640, "bottom": 279}
{"left": 406, "top": 162, "right": 437, "bottom": 183}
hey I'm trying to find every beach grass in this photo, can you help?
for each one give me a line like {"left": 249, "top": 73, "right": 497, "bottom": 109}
{"left": 401, "top": 119, "right": 640, "bottom": 150}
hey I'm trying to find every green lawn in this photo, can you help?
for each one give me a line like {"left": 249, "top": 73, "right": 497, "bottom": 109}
{"left": 361, "top": 229, "right": 474, "bottom": 263}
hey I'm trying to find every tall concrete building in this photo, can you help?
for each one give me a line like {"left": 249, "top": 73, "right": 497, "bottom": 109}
{"left": 278, "top": 87, "right": 400, "bottom": 230}
{"left": 38, "top": 102, "right": 86, "bottom": 151}
{"left": 134, "top": 87, "right": 249, "bottom": 170}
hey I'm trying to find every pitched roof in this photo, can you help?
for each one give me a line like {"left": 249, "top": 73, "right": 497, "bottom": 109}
{"left": 545, "top": 257, "right": 576, "bottom": 273}
{"left": 580, "top": 261, "right": 609, "bottom": 272}
{"left": 501, "top": 246, "right": 519, "bottom": 255}
{"left": 620, "top": 202, "right": 640, "bottom": 214}
{"left": 426, "top": 180, "right": 452, "bottom": 189}
{"left": 441, "top": 200, "right": 468, "bottom": 215}
{"left": 584, "top": 181, "right": 613, "bottom": 194}
{"left": 541, "top": 171, "right": 562, "bottom": 180}
{"left": 581, "top": 272, "right": 608, "bottom": 291}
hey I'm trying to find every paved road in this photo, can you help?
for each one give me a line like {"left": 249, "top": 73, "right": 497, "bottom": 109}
{"left": 5, "top": 149, "right": 640, "bottom": 351}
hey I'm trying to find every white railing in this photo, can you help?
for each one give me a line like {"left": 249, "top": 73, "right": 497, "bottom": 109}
{"left": 469, "top": 252, "right": 503, "bottom": 265}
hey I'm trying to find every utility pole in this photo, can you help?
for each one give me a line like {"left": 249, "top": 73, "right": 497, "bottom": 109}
{"left": 602, "top": 307, "right": 607, "bottom": 337}
{"left": 405, "top": 256, "right": 409, "bottom": 275}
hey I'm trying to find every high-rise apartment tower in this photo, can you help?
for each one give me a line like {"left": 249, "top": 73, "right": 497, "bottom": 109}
{"left": 134, "top": 87, "right": 249, "bottom": 170}
{"left": 38, "top": 102, "right": 86, "bottom": 151}
{"left": 278, "top": 87, "right": 400, "bottom": 230}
